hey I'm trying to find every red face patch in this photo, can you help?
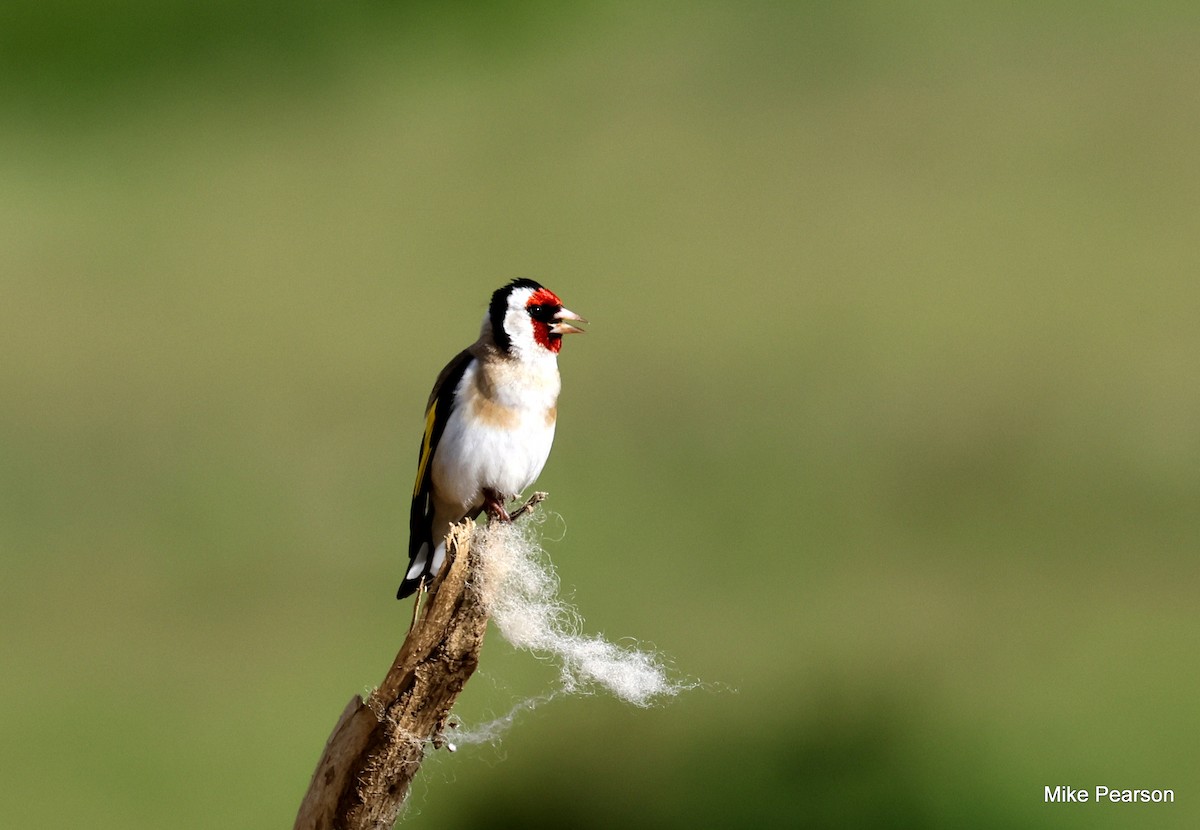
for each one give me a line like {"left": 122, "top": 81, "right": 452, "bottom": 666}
{"left": 531, "top": 320, "right": 561, "bottom": 352}
{"left": 526, "top": 288, "right": 564, "bottom": 353}
{"left": 528, "top": 287, "right": 562, "bottom": 307}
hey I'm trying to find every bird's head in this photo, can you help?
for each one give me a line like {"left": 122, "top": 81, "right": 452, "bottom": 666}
{"left": 487, "top": 279, "right": 586, "bottom": 357}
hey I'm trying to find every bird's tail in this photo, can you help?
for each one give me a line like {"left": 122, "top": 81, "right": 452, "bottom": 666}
{"left": 396, "top": 540, "right": 431, "bottom": 599}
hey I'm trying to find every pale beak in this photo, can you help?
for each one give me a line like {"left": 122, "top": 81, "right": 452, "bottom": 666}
{"left": 550, "top": 307, "right": 587, "bottom": 336}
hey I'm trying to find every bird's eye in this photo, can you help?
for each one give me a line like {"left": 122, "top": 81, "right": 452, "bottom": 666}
{"left": 527, "top": 303, "right": 556, "bottom": 322}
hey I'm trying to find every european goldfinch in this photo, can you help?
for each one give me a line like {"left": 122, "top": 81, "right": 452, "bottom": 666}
{"left": 397, "top": 279, "right": 586, "bottom": 599}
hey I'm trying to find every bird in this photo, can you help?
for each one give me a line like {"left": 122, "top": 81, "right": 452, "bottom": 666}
{"left": 397, "top": 278, "right": 586, "bottom": 600}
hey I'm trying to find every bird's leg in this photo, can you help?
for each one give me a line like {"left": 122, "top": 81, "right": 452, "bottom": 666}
{"left": 482, "top": 488, "right": 511, "bottom": 522}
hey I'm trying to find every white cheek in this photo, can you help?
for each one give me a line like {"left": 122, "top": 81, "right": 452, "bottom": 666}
{"left": 504, "top": 309, "right": 537, "bottom": 354}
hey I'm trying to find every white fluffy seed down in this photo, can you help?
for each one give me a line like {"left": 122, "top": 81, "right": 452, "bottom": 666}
{"left": 472, "top": 517, "right": 689, "bottom": 708}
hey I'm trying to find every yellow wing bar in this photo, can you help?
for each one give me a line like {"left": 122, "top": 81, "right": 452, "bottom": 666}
{"left": 412, "top": 402, "right": 438, "bottom": 497}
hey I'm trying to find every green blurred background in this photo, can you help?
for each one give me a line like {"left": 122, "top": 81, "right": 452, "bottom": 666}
{"left": 3, "top": 2, "right": 1198, "bottom": 827}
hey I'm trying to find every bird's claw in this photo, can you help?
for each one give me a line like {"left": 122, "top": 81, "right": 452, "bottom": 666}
{"left": 483, "top": 489, "right": 512, "bottom": 522}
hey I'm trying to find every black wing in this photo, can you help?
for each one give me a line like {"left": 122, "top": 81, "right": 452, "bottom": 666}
{"left": 397, "top": 348, "right": 474, "bottom": 599}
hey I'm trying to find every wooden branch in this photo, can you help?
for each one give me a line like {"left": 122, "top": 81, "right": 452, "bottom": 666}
{"left": 507, "top": 490, "right": 546, "bottom": 521}
{"left": 294, "top": 520, "right": 489, "bottom": 830}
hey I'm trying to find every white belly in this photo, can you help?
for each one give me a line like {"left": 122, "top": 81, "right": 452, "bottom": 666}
{"left": 432, "top": 384, "right": 557, "bottom": 511}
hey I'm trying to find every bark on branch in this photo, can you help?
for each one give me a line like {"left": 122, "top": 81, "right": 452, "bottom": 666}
{"left": 294, "top": 519, "right": 489, "bottom": 830}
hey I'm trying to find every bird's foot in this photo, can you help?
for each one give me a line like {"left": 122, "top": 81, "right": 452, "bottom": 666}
{"left": 482, "top": 489, "right": 511, "bottom": 522}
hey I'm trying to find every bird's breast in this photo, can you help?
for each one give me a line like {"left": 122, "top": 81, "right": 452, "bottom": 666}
{"left": 431, "top": 359, "right": 560, "bottom": 509}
